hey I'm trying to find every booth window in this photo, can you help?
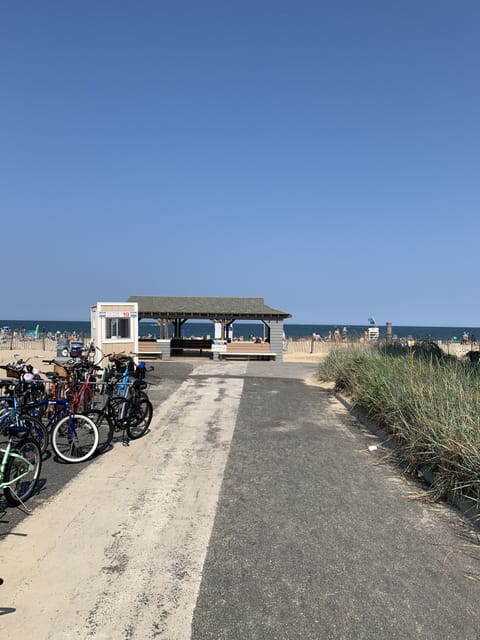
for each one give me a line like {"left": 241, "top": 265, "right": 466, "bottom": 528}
{"left": 105, "top": 318, "right": 131, "bottom": 339}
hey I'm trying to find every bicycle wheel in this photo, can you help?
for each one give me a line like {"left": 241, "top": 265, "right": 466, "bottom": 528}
{"left": 4, "top": 438, "right": 42, "bottom": 506}
{"left": 126, "top": 398, "right": 153, "bottom": 439}
{"left": 20, "top": 415, "right": 49, "bottom": 455}
{"left": 110, "top": 396, "right": 130, "bottom": 430}
{"left": 52, "top": 414, "right": 99, "bottom": 463}
{"left": 83, "top": 409, "right": 114, "bottom": 455}
{"left": 23, "top": 385, "right": 48, "bottom": 420}
{"left": 1, "top": 413, "right": 48, "bottom": 455}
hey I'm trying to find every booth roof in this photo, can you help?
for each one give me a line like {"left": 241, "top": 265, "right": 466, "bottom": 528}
{"left": 127, "top": 296, "right": 291, "bottom": 320}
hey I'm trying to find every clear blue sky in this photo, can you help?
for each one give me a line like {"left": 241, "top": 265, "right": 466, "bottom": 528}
{"left": 1, "top": 1, "right": 479, "bottom": 325}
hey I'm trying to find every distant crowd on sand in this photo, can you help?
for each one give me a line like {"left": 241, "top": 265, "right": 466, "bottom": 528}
{"left": 233, "top": 335, "right": 269, "bottom": 344}
{"left": 0, "top": 327, "right": 84, "bottom": 341}
{"left": 311, "top": 326, "right": 350, "bottom": 343}
{"left": 309, "top": 326, "right": 378, "bottom": 344}
{"left": 461, "top": 331, "right": 477, "bottom": 345}
{"left": 308, "top": 329, "right": 479, "bottom": 347}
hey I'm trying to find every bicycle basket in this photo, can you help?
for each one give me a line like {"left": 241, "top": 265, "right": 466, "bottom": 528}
{"left": 54, "top": 364, "right": 70, "bottom": 378}
{"left": 114, "top": 357, "right": 135, "bottom": 375}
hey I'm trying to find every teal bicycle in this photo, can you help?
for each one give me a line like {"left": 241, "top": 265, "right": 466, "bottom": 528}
{"left": 0, "top": 415, "right": 42, "bottom": 509}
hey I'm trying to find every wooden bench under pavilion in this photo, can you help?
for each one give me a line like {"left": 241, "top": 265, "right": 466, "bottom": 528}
{"left": 219, "top": 341, "right": 276, "bottom": 361}
{"left": 135, "top": 339, "right": 163, "bottom": 360}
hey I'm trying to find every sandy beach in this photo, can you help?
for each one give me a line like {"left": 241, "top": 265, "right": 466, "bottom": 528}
{"left": 283, "top": 351, "right": 328, "bottom": 363}
{"left": 0, "top": 346, "right": 56, "bottom": 370}
{"left": 0, "top": 344, "right": 326, "bottom": 370}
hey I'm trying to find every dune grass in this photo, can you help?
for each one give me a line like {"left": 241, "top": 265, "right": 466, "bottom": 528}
{"left": 318, "top": 343, "right": 480, "bottom": 506}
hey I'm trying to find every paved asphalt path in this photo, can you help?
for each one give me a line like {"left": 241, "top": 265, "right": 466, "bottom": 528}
{"left": 1, "top": 360, "right": 480, "bottom": 639}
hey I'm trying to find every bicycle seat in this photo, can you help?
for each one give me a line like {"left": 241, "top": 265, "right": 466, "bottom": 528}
{"left": 133, "top": 379, "right": 148, "bottom": 390}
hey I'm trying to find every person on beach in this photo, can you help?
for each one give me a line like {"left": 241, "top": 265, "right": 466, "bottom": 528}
{"left": 334, "top": 327, "right": 340, "bottom": 343}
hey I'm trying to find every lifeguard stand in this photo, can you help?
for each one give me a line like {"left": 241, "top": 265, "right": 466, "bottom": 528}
{"left": 90, "top": 302, "right": 138, "bottom": 360}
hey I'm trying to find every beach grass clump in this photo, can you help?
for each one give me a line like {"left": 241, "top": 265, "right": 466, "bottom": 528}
{"left": 318, "top": 344, "right": 480, "bottom": 506}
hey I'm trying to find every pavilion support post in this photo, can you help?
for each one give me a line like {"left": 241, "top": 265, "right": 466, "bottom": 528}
{"left": 156, "top": 319, "right": 170, "bottom": 339}
{"left": 264, "top": 319, "right": 284, "bottom": 361}
{"left": 262, "top": 321, "right": 271, "bottom": 343}
{"left": 173, "top": 319, "right": 182, "bottom": 338}
{"left": 172, "top": 318, "right": 188, "bottom": 338}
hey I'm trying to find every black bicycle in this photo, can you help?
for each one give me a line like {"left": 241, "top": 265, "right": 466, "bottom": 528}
{"left": 84, "top": 355, "right": 153, "bottom": 454}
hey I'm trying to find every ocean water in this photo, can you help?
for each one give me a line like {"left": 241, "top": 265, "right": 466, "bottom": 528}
{"left": 0, "top": 319, "right": 479, "bottom": 342}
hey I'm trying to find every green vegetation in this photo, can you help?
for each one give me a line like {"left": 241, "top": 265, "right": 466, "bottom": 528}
{"left": 318, "top": 343, "right": 480, "bottom": 507}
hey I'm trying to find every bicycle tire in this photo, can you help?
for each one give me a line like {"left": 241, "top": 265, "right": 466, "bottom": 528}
{"left": 126, "top": 398, "right": 153, "bottom": 439}
{"left": 83, "top": 409, "right": 114, "bottom": 455}
{"left": 3, "top": 437, "right": 42, "bottom": 506}
{"left": 24, "top": 385, "right": 48, "bottom": 420}
{"left": 20, "top": 414, "right": 49, "bottom": 455}
{"left": 51, "top": 414, "right": 99, "bottom": 463}
{"left": 1, "top": 413, "right": 47, "bottom": 455}
{"left": 110, "top": 396, "right": 130, "bottom": 430}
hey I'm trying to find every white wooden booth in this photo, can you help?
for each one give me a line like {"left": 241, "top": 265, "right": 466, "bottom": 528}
{"left": 90, "top": 302, "right": 139, "bottom": 360}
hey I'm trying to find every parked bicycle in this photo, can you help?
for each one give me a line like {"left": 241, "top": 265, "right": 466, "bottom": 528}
{"left": 41, "top": 357, "right": 98, "bottom": 413}
{"left": 0, "top": 377, "right": 49, "bottom": 454}
{"left": 110, "top": 355, "right": 152, "bottom": 437}
{"left": 0, "top": 357, "right": 46, "bottom": 406}
{"left": 0, "top": 411, "right": 42, "bottom": 509}
{"left": 20, "top": 390, "right": 99, "bottom": 463}
{"left": 85, "top": 353, "right": 153, "bottom": 453}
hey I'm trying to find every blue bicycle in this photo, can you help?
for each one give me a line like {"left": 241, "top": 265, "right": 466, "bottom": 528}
{"left": 20, "top": 395, "right": 99, "bottom": 463}
{"left": 0, "top": 381, "right": 49, "bottom": 454}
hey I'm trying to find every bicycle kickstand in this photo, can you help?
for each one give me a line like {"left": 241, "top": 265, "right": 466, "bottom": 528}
{"left": 9, "top": 488, "right": 34, "bottom": 514}
{"left": 122, "top": 430, "right": 129, "bottom": 447}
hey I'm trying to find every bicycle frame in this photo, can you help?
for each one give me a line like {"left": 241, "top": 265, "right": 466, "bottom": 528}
{"left": 47, "top": 378, "right": 93, "bottom": 413}
{"left": 22, "top": 399, "right": 82, "bottom": 438}
{"left": 94, "top": 378, "right": 140, "bottom": 428}
{"left": 114, "top": 367, "right": 131, "bottom": 398}
{"left": 0, "top": 392, "right": 32, "bottom": 438}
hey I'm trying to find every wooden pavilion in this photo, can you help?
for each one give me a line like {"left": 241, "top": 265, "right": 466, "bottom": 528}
{"left": 127, "top": 296, "right": 291, "bottom": 361}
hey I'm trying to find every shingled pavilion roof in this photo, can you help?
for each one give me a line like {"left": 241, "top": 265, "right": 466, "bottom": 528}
{"left": 127, "top": 296, "right": 291, "bottom": 321}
